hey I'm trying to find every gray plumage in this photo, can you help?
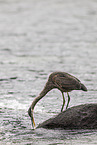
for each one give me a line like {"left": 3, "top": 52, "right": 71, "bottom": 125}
{"left": 47, "top": 72, "right": 87, "bottom": 92}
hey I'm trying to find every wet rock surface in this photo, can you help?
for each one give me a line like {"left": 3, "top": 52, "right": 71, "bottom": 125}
{"left": 37, "top": 104, "right": 97, "bottom": 129}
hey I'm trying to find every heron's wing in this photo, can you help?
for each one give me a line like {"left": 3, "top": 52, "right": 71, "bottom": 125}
{"left": 53, "top": 74, "right": 81, "bottom": 91}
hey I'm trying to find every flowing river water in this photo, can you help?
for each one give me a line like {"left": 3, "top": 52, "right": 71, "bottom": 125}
{"left": 0, "top": 0, "right": 97, "bottom": 144}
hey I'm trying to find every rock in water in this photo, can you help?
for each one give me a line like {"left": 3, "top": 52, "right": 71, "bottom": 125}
{"left": 37, "top": 104, "right": 97, "bottom": 129}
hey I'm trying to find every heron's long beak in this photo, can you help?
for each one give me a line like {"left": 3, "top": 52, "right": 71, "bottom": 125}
{"left": 31, "top": 109, "right": 36, "bottom": 129}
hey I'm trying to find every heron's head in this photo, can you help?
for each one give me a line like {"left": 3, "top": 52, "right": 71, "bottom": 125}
{"left": 28, "top": 107, "right": 36, "bottom": 129}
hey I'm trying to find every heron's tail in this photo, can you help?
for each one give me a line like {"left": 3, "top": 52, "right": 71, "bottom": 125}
{"left": 81, "top": 83, "right": 87, "bottom": 91}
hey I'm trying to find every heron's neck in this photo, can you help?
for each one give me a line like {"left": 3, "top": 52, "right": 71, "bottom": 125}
{"left": 31, "top": 85, "right": 50, "bottom": 110}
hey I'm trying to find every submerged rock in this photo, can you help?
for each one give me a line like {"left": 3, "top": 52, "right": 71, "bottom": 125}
{"left": 37, "top": 104, "right": 97, "bottom": 129}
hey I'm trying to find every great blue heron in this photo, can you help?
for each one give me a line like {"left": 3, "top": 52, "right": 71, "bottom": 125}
{"left": 28, "top": 72, "right": 87, "bottom": 129}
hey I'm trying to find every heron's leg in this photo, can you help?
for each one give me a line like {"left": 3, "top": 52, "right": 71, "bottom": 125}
{"left": 61, "top": 92, "right": 65, "bottom": 112}
{"left": 66, "top": 92, "right": 70, "bottom": 109}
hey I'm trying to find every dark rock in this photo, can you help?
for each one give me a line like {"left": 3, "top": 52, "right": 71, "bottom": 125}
{"left": 37, "top": 104, "right": 97, "bottom": 129}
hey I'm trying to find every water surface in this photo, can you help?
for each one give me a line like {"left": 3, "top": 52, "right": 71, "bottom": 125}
{"left": 0, "top": 0, "right": 97, "bottom": 144}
